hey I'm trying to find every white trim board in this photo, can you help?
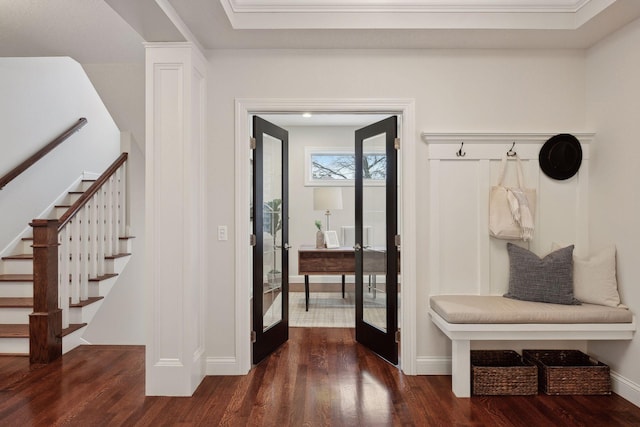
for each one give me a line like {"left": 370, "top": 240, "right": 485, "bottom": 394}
{"left": 422, "top": 132, "right": 594, "bottom": 160}
{"left": 235, "top": 98, "right": 417, "bottom": 375}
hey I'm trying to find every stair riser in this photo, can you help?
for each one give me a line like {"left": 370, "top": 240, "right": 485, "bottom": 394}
{"left": 66, "top": 193, "right": 83, "bottom": 205}
{"left": 0, "top": 308, "right": 31, "bottom": 324}
{"left": 2, "top": 259, "right": 32, "bottom": 275}
{"left": 0, "top": 337, "right": 28, "bottom": 354}
{"left": 69, "top": 300, "right": 103, "bottom": 324}
{"left": 62, "top": 326, "right": 88, "bottom": 354}
{"left": 106, "top": 256, "right": 130, "bottom": 274}
{"left": 89, "top": 276, "right": 117, "bottom": 298}
{"left": 80, "top": 181, "right": 95, "bottom": 192}
{"left": 20, "top": 241, "right": 33, "bottom": 255}
{"left": 3, "top": 252, "right": 130, "bottom": 275}
{"left": 120, "top": 239, "right": 133, "bottom": 254}
{"left": 0, "top": 283, "right": 33, "bottom": 297}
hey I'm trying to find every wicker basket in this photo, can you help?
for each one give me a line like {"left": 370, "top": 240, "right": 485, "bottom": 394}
{"left": 523, "top": 350, "right": 611, "bottom": 395}
{"left": 471, "top": 350, "right": 538, "bottom": 396}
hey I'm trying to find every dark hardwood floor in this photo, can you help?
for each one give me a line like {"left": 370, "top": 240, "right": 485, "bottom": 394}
{"left": 1, "top": 328, "right": 639, "bottom": 426}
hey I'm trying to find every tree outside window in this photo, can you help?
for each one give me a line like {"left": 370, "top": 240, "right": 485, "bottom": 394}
{"left": 308, "top": 151, "right": 386, "bottom": 185}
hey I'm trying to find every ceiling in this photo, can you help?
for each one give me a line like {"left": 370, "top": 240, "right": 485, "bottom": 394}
{"left": 1, "top": 0, "right": 640, "bottom": 64}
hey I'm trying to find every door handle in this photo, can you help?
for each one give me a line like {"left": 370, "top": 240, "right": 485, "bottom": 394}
{"left": 353, "top": 243, "right": 362, "bottom": 251}
{"left": 283, "top": 243, "right": 291, "bottom": 250}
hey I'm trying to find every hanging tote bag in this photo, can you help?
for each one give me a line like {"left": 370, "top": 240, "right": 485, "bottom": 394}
{"left": 489, "top": 155, "right": 536, "bottom": 241}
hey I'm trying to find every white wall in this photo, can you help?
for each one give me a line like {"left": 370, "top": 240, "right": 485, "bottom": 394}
{"left": 586, "top": 17, "right": 640, "bottom": 404}
{"left": 0, "top": 57, "right": 120, "bottom": 253}
{"left": 206, "top": 49, "right": 586, "bottom": 361}
{"left": 82, "top": 63, "right": 145, "bottom": 154}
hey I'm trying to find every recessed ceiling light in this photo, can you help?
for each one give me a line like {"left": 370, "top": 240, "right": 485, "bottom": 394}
{"left": 302, "top": 112, "right": 312, "bottom": 118}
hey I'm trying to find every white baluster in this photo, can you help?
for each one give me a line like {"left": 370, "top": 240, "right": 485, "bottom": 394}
{"left": 106, "top": 176, "right": 114, "bottom": 257}
{"left": 80, "top": 205, "right": 89, "bottom": 301}
{"left": 119, "top": 163, "right": 127, "bottom": 239}
{"left": 97, "top": 186, "right": 106, "bottom": 276}
{"left": 89, "top": 193, "right": 98, "bottom": 279}
{"left": 71, "top": 217, "right": 80, "bottom": 304}
{"left": 60, "top": 225, "right": 70, "bottom": 329}
{"left": 113, "top": 171, "right": 120, "bottom": 254}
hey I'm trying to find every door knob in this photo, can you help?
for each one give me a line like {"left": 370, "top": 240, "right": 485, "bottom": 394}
{"left": 283, "top": 243, "right": 291, "bottom": 250}
{"left": 353, "top": 243, "right": 362, "bottom": 251}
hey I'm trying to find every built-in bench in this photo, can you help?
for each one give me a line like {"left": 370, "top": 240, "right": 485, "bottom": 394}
{"left": 428, "top": 295, "right": 636, "bottom": 397}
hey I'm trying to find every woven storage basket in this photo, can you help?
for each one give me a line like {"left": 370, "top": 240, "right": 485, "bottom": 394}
{"left": 523, "top": 350, "right": 611, "bottom": 395}
{"left": 471, "top": 350, "right": 538, "bottom": 396}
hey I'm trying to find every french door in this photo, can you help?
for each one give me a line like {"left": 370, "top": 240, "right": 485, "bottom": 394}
{"left": 252, "top": 116, "right": 289, "bottom": 364}
{"left": 354, "top": 116, "right": 399, "bottom": 365}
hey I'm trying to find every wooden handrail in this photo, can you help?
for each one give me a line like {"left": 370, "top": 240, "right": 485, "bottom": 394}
{"left": 58, "top": 152, "right": 128, "bottom": 231}
{"left": 0, "top": 118, "right": 88, "bottom": 190}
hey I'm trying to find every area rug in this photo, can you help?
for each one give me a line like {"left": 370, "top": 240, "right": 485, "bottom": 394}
{"left": 289, "top": 291, "right": 385, "bottom": 328}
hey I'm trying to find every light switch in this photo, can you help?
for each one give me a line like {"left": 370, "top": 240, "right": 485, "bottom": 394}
{"left": 218, "top": 225, "right": 228, "bottom": 241}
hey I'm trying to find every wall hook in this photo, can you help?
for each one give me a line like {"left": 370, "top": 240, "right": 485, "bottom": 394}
{"left": 456, "top": 142, "right": 466, "bottom": 157}
{"left": 507, "top": 142, "right": 517, "bottom": 157}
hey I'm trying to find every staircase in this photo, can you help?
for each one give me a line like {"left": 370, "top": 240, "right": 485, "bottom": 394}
{"left": 0, "top": 154, "right": 131, "bottom": 358}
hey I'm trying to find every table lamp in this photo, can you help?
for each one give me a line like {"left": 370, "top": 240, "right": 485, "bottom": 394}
{"left": 313, "top": 187, "right": 343, "bottom": 231}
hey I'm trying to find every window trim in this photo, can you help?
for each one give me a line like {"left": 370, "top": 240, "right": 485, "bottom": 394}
{"left": 304, "top": 146, "right": 385, "bottom": 187}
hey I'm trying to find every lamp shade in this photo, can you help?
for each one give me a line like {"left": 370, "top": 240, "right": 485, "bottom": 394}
{"left": 313, "top": 187, "right": 343, "bottom": 211}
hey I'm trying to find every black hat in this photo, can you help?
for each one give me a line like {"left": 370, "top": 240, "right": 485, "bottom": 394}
{"left": 539, "top": 134, "right": 582, "bottom": 180}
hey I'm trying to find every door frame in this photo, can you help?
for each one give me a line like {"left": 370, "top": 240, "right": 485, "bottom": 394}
{"left": 235, "top": 98, "right": 416, "bottom": 374}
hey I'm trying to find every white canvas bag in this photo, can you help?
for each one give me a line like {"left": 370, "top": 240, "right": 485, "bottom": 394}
{"left": 489, "top": 155, "right": 536, "bottom": 241}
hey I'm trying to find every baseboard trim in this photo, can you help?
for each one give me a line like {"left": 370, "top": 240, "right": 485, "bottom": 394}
{"left": 206, "top": 356, "right": 243, "bottom": 375}
{"left": 612, "top": 370, "right": 640, "bottom": 407}
{"left": 415, "top": 356, "right": 451, "bottom": 375}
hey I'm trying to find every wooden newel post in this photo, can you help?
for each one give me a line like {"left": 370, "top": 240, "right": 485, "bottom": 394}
{"left": 29, "top": 219, "right": 62, "bottom": 364}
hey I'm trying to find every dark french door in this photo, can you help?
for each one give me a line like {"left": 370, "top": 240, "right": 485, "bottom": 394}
{"left": 252, "top": 116, "right": 289, "bottom": 364}
{"left": 354, "top": 116, "right": 399, "bottom": 365}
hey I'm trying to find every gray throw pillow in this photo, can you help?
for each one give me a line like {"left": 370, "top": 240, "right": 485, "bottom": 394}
{"left": 504, "top": 243, "right": 579, "bottom": 305}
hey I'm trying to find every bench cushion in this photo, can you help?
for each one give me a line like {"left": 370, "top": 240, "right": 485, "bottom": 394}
{"left": 430, "top": 295, "right": 633, "bottom": 324}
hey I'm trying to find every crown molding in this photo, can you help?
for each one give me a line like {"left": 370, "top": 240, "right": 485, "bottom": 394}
{"left": 220, "top": 0, "right": 615, "bottom": 30}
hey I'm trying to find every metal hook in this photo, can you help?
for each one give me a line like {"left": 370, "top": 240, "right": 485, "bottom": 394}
{"left": 507, "top": 142, "right": 517, "bottom": 157}
{"left": 456, "top": 142, "right": 466, "bottom": 157}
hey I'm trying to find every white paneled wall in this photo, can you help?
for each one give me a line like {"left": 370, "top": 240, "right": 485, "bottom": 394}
{"left": 423, "top": 133, "right": 593, "bottom": 297}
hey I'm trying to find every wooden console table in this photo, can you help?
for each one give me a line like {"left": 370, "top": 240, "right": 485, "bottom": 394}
{"left": 298, "top": 245, "right": 393, "bottom": 311}
{"left": 298, "top": 246, "right": 354, "bottom": 312}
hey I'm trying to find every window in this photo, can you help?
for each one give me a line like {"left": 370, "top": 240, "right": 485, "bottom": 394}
{"left": 305, "top": 147, "right": 386, "bottom": 186}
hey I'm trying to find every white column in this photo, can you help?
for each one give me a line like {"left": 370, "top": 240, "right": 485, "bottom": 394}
{"left": 145, "top": 42, "right": 207, "bottom": 396}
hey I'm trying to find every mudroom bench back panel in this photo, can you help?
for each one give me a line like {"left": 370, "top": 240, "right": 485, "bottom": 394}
{"left": 421, "top": 133, "right": 593, "bottom": 297}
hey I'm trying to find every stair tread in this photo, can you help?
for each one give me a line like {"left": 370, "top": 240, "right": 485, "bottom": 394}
{"left": 69, "top": 296, "right": 103, "bottom": 307}
{"left": 62, "top": 323, "right": 87, "bottom": 337}
{"left": 89, "top": 273, "right": 118, "bottom": 281}
{"left": 0, "top": 274, "right": 33, "bottom": 282}
{"left": 68, "top": 191, "right": 84, "bottom": 194}
{"left": 0, "top": 273, "right": 116, "bottom": 282}
{"left": 0, "top": 324, "right": 88, "bottom": 339}
{"left": 1, "top": 254, "right": 33, "bottom": 260}
{"left": 0, "top": 297, "right": 32, "bottom": 307}
{"left": 105, "top": 253, "right": 131, "bottom": 259}
{"left": 0, "top": 324, "right": 29, "bottom": 338}
{"left": 23, "top": 236, "right": 133, "bottom": 241}
{"left": 0, "top": 297, "right": 103, "bottom": 308}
